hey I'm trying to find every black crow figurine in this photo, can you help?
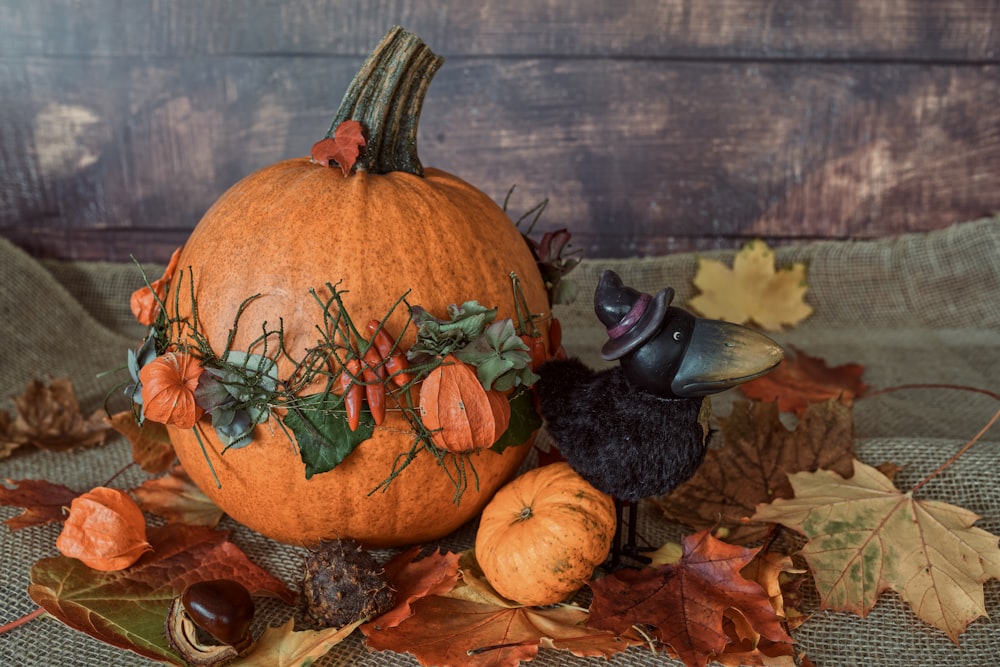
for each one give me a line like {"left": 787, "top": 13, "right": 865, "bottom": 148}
{"left": 535, "top": 269, "right": 784, "bottom": 565}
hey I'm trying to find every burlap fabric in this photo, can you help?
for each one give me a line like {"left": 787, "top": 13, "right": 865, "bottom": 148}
{"left": 1, "top": 218, "right": 998, "bottom": 666}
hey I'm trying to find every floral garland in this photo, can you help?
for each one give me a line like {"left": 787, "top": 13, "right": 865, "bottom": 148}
{"left": 121, "top": 221, "right": 578, "bottom": 500}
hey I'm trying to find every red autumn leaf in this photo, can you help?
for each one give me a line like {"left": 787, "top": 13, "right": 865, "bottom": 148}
{"left": 365, "top": 595, "right": 633, "bottom": 667}
{"left": 588, "top": 530, "right": 792, "bottom": 667}
{"left": 740, "top": 346, "right": 868, "bottom": 415}
{"left": 362, "top": 546, "right": 461, "bottom": 631}
{"left": 29, "top": 523, "right": 295, "bottom": 664}
{"left": 0, "top": 478, "right": 81, "bottom": 530}
{"left": 107, "top": 410, "right": 176, "bottom": 474}
{"left": 311, "top": 119, "right": 366, "bottom": 176}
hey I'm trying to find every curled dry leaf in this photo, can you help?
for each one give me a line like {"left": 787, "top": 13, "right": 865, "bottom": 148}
{"left": 688, "top": 239, "right": 812, "bottom": 331}
{"left": 311, "top": 119, "right": 366, "bottom": 177}
{"left": 1, "top": 410, "right": 29, "bottom": 459}
{"left": 10, "top": 377, "right": 111, "bottom": 451}
{"left": 133, "top": 465, "right": 224, "bottom": 527}
{"left": 56, "top": 487, "right": 152, "bottom": 571}
{"left": 140, "top": 352, "right": 204, "bottom": 429}
{"left": 106, "top": 410, "right": 176, "bottom": 474}
{"left": 238, "top": 618, "right": 364, "bottom": 666}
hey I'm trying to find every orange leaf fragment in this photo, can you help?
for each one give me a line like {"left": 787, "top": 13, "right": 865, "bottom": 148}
{"left": 56, "top": 487, "right": 152, "bottom": 571}
{"left": 311, "top": 119, "right": 366, "bottom": 176}
{"left": 132, "top": 465, "right": 224, "bottom": 527}
{"left": 740, "top": 346, "right": 868, "bottom": 415}
{"left": 130, "top": 246, "right": 182, "bottom": 326}
{"left": 140, "top": 352, "right": 204, "bottom": 429}
{"left": 106, "top": 410, "right": 176, "bottom": 474}
{"left": 362, "top": 546, "right": 461, "bottom": 631}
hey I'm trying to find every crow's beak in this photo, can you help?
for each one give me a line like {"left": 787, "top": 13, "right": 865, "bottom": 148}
{"left": 670, "top": 319, "right": 784, "bottom": 397}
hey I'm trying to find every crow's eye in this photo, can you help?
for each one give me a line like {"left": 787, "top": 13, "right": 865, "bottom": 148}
{"left": 673, "top": 331, "right": 682, "bottom": 341}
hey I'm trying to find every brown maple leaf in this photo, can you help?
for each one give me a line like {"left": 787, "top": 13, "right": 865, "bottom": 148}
{"left": 107, "top": 410, "right": 176, "bottom": 474}
{"left": 29, "top": 523, "right": 295, "bottom": 664}
{"left": 688, "top": 239, "right": 812, "bottom": 331}
{"left": 362, "top": 546, "right": 461, "bottom": 631}
{"left": 752, "top": 459, "right": 1000, "bottom": 643}
{"left": 0, "top": 478, "right": 81, "bottom": 530}
{"left": 311, "top": 119, "right": 366, "bottom": 176}
{"left": 656, "top": 399, "right": 855, "bottom": 543}
{"left": 132, "top": 465, "right": 224, "bottom": 527}
{"left": 588, "top": 530, "right": 792, "bottom": 667}
{"left": 740, "top": 346, "right": 868, "bottom": 415}
{"left": 11, "top": 378, "right": 111, "bottom": 451}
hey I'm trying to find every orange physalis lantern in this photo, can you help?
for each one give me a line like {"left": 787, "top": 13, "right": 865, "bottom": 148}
{"left": 56, "top": 487, "right": 152, "bottom": 571}
{"left": 140, "top": 352, "right": 204, "bottom": 429}
{"left": 419, "top": 356, "right": 511, "bottom": 452}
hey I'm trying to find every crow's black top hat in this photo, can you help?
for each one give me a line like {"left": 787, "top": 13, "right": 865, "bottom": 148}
{"left": 595, "top": 270, "right": 673, "bottom": 360}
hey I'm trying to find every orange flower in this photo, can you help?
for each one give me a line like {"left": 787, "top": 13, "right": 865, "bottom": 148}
{"left": 130, "top": 247, "right": 182, "bottom": 325}
{"left": 56, "top": 487, "right": 152, "bottom": 571}
{"left": 139, "top": 352, "right": 204, "bottom": 428}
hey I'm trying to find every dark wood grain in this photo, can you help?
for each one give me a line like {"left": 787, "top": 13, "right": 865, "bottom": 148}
{"left": 2, "top": 1, "right": 998, "bottom": 261}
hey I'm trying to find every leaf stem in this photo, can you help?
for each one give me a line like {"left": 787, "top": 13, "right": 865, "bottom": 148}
{"left": 0, "top": 607, "right": 45, "bottom": 634}
{"left": 911, "top": 406, "right": 1000, "bottom": 493}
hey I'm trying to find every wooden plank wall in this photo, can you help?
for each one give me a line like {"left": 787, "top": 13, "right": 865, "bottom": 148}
{"left": 1, "top": 1, "right": 998, "bottom": 262}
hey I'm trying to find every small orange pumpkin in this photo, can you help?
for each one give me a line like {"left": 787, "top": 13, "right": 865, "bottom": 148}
{"left": 419, "top": 356, "right": 511, "bottom": 452}
{"left": 475, "top": 462, "right": 616, "bottom": 606}
{"left": 163, "top": 28, "right": 549, "bottom": 547}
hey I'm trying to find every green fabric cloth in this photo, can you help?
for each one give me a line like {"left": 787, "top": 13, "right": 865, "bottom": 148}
{"left": 1, "top": 218, "right": 999, "bottom": 666}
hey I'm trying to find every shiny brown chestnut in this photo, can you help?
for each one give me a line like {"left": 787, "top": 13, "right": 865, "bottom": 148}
{"left": 165, "top": 579, "right": 256, "bottom": 666}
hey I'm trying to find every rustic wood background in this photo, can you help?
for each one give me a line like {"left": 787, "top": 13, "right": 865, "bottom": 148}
{"left": 2, "top": 1, "right": 998, "bottom": 262}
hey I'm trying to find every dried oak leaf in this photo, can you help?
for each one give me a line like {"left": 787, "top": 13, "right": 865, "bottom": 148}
{"left": 688, "top": 240, "right": 812, "bottom": 331}
{"left": 752, "top": 459, "right": 1000, "bottom": 643}
{"left": 107, "top": 410, "right": 176, "bottom": 474}
{"left": 656, "top": 399, "right": 855, "bottom": 544}
{"left": 311, "top": 119, "right": 366, "bottom": 177}
{"left": 588, "top": 530, "right": 792, "bottom": 667}
{"left": 0, "top": 478, "right": 81, "bottom": 530}
{"left": 740, "top": 346, "right": 868, "bottom": 415}
{"left": 12, "top": 377, "right": 111, "bottom": 451}
{"left": 238, "top": 618, "right": 363, "bottom": 666}
{"left": 29, "top": 523, "right": 295, "bottom": 665}
{"left": 132, "top": 465, "right": 224, "bottom": 527}
{"left": 362, "top": 546, "right": 461, "bottom": 631}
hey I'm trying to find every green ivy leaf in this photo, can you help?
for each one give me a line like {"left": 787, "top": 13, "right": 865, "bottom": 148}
{"left": 284, "top": 393, "right": 375, "bottom": 479}
{"left": 490, "top": 391, "right": 542, "bottom": 454}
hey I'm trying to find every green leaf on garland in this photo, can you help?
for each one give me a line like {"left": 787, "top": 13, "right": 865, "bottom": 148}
{"left": 285, "top": 393, "right": 375, "bottom": 478}
{"left": 490, "top": 390, "right": 542, "bottom": 454}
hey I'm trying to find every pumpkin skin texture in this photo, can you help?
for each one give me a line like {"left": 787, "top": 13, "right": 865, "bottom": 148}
{"left": 166, "top": 161, "right": 549, "bottom": 547}
{"left": 475, "top": 462, "right": 616, "bottom": 606}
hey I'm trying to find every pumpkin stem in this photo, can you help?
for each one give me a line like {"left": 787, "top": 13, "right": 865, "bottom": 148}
{"left": 327, "top": 26, "right": 443, "bottom": 177}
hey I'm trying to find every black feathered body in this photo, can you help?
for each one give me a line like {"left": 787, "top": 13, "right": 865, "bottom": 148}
{"left": 536, "top": 358, "right": 707, "bottom": 501}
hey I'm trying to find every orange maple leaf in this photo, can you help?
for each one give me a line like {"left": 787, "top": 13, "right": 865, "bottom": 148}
{"left": 362, "top": 546, "right": 461, "bottom": 631}
{"left": 588, "top": 530, "right": 792, "bottom": 667}
{"left": 311, "top": 119, "right": 366, "bottom": 176}
{"left": 107, "top": 410, "right": 176, "bottom": 474}
{"left": 740, "top": 346, "right": 868, "bottom": 415}
{"left": 132, "top": 465, "right": 224, "bottom": 527}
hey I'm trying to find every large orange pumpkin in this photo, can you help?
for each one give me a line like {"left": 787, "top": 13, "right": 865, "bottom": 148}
{"left": 475, "top": 463, "right": 617, "bottom": 606}
{"left": 163, "top": 28, "right": 549, "bottom": 547}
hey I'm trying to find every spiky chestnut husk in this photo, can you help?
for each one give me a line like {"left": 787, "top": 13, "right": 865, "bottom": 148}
{"left": 301, "top": 538, "right": 395, "bottom": 627}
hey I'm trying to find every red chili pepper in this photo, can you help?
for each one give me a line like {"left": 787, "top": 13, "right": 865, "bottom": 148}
{"left": 363, "top": 345, "right": 386, "bottom": 380}
{"left": 366, "top": 320, "right": 412, "bottom": 386}
{"left": 340, "top": 359, "right": 363, "bottom": 431}
{"left": 521, "top": 334, "right": 548, "bottom": 370}
{"left": 548, "top": 318, "right": 563, "bottom": 356}
{"left": 362, "top": 363, "right": 386, "bottom": 426}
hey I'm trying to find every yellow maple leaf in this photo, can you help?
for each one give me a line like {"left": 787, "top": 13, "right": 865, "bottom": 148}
{"left": 751, "top": 459, "right": 1000, "bottom": 643}
{"left": 688, "top": 240, "right": 812, "bottom": 331}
